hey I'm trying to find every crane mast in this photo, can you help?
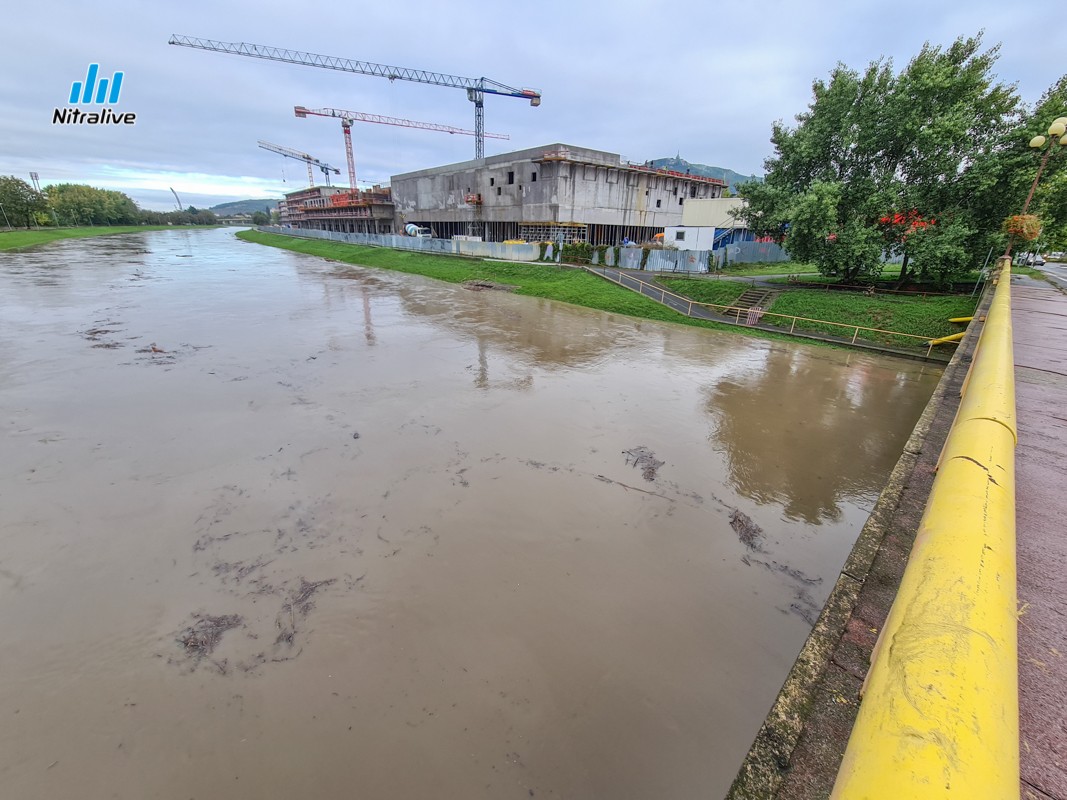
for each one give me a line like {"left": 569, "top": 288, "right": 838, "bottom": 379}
{"left": 294, "top": 105, "right": 510, "bottom": 193}
{"left": 170, "top": 35, "right": 540, "bottom": 159}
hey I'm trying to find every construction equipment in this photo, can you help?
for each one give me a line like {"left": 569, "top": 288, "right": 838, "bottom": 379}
{"left": 169, "top": 187, "right": 183, "bottom": 212}
{"left": 169, "top": 35, "right": 541, "bottom": 159}
{"left": 257, "top": 140, "right": 340, "bottom": 187}
{"left": 294, "top": 106, "right": 509, "bottom": 192}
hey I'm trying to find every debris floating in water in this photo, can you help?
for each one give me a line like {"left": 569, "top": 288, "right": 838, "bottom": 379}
{"left": 730, "top": 509, "right": 765, "bottom": 551}
{"left": 622, "top": 446, "right": 664, "bottom": 482}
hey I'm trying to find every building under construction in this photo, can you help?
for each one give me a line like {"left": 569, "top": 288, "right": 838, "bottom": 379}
{"left": 390, "top": 144, "right": 726, "bottom": 244}
{"left": 280, "top": 185, "right": 395, "bottom": 234}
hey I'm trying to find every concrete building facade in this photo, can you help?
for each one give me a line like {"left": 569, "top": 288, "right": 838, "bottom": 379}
{"left": 281, "top": 185, "right": 395, "bottom": 234}
{"left": 391, "top": 144, "right": 726, "bottom": 245}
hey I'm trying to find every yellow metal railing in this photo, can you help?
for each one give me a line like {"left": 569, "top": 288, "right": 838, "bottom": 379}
{"left": 587, "top": 267, "right": 951, "bottom": 354}
{"left": 831, "top": 258, "right": 1018, "bottom": 798}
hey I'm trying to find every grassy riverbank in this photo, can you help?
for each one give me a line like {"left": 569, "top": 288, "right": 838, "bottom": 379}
{"left": 719, "top": 261, "right": 819, "bottom": 277}
{"left": 240, "top": 230, "right": 970, "bottom": 354}
{"left": 765, "top": 290, "right": 977, "bottom": 345}
{"left": 237, "top": 230, "right": 801, "bottom": 341}
{"left": 0, "top": 226, "right": 176, "bottom": 251}
{"left": 660, "top": 276, "right": 975, "bottom": 345}
{"left": 657, "top": 278, "right": 747, "bottom": 306}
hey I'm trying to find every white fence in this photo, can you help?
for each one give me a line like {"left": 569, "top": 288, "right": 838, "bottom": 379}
{"left": 260, "top": 227, "right": 719, "bottom": 273}
{"left": 258, "top": 226, "right": 541, "bottom": 262}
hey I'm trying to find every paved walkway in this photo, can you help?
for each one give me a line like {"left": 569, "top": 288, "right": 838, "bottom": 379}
{"left": 1012, "top": 275, "right": 1067, "bottom": 800}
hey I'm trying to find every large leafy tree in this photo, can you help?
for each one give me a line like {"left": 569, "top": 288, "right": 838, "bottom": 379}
{"left": 46, "top": 183, "right": 141, "bottom": 226}
{"left": 737, "top": 34, "right": 1024, "bottom": 285}
{"left": 0, "top": 176, "right": 47, "bottom": 228}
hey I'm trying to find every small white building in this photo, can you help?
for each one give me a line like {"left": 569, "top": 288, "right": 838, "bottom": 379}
{"left": 666, "top": 197, "right": 753, "bottom": 251}
{"left": 663, "top": 226, "right": 717, "bottom": 251}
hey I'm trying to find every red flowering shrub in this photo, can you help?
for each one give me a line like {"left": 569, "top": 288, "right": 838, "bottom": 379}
{"left": 878, "top": 210, "right": 936, "bottom": 240}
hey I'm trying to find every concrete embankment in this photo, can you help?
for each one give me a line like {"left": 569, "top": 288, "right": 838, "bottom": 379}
{"left": 728, "top": 270, "right": 1000, "bottom": 798}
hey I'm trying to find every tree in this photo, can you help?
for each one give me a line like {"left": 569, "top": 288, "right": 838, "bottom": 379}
{"left": 251, "top": 211, "right": 269, "bottom": 225}
{"left": 736, "top": 34, "right": 1024, "bottom": 285}
{"left": 0, "top": 176, "right": 47, "bottom": 228}
{"left": 47, "top": 183, "right": 138, "bottom": 226}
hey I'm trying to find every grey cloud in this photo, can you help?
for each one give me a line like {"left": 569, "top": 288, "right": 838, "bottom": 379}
{"left": 1, "top": 0, "right": 1056, "bottom": 210}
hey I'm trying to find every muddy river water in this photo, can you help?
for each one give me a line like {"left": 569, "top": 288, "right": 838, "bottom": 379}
{"left": 0, "top": 229, "right": 939, "bottom": 799}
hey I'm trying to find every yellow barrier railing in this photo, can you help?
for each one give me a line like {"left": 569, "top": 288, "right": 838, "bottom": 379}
{"left": 831, "top": 257, "right": 1017, "bottom": 798}
{"left": 588, "top": 267, "right": 952, "bottom": 354}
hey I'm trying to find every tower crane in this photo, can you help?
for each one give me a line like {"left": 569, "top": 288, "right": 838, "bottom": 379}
{"left": 169, "top": 35, "right": 541, "bottom": 159}
{"left": 257, "top": 140, "right": 340, "bottom": 187}
{"left": 293, "top": 106, "right": 509, "bottom": 193}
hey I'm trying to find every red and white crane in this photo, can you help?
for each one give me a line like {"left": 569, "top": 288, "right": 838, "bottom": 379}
{"left": 293, "top": 106, "right": 509, "bottom": 193}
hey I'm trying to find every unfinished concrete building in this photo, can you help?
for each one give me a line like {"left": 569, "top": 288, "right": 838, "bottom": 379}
{"left": 281, "top": 185, "right": 395, "bottom": 233}
{"left": 390, "top": 144, "right": 726, "bottom": 244}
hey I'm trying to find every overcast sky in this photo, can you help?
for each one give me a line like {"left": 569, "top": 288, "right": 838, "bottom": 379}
{"left": 1, "top": 0, "right": 1061, "bottom": 210}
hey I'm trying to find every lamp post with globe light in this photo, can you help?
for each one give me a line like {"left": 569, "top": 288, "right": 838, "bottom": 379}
{"left": 1022, "top": 117, "right": 1067, "bottom": 215}
{"left": 1005, "top": 117, "right": 1067, "bottom": 259}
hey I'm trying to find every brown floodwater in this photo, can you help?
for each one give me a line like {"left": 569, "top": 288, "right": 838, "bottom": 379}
{"left": 0, "top": 229, "right": 939, "bottom": 799}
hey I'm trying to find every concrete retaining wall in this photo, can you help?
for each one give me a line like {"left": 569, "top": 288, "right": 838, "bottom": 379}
{"left": 727, "top": 273, "right": 998, "bottom": 798}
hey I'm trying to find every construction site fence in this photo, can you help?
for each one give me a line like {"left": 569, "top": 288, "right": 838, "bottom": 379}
{"left": 259, "top": 227, "right": 723, "bottom": 274}
{"left": 714, "top": 241, "right": 790, "bottom": 266}
{"left": 257, "top": 226, "right": 542, "bottom": 262}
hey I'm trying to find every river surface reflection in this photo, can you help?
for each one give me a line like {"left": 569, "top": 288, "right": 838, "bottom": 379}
{"left": 0, "top": 229, "right": 939, "bottom": 799}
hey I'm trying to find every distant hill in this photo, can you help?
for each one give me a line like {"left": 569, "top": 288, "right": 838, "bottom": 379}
{"left": 648, "top": 158, "right": 762, "bottom": 194}
{"left": 208, "top": 199, "right": 281, "bottom": 215}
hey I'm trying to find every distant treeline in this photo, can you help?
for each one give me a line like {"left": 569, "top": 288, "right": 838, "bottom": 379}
{"left": 0, "top": 176, "right": 218, "bottom": 228}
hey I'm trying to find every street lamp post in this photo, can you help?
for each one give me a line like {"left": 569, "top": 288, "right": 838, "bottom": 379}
{"left": 1022, "top": 117, "right": 1067, "bottom": 214}
{"left": 1009, "top": 117, "right": 1067, "bottom": 259}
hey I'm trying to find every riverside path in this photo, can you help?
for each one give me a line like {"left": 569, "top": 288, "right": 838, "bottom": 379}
{"left": 1013, "top": 274, "right": 1067, "bottom": 800}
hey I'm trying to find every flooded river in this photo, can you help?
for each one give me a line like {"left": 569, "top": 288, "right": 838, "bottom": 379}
{"left": 0, "top": 229, "right": 939, "bottom": 799}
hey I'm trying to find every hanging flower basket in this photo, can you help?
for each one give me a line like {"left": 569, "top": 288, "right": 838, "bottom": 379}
{"left": 1003, "top": 214, "right": 1041, "bottom": 242}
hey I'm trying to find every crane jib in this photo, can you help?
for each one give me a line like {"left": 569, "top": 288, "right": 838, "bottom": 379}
{"left": 170, "top": 34, "right": 540, "bottom": 160}
{"left": 168, "top": 35, "right": 539, "bottom": 99}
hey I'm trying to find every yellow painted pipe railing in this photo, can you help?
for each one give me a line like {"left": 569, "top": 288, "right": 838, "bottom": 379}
{"left": 831, "top": 257, "right": 1018, "bottom": 798}
{"left": 928, "top": 331, "right": 967, "bottom": 346}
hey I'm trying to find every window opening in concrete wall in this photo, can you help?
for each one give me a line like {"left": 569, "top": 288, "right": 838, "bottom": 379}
{"left": 507, "top": 171, "right": 515, "bottom": 185}
{"left": 675, "top": 231, "right": 685, "bottom": 241}
{"left": 531, "top": 172, "right": 537, "bottom": 182}
{"left": 497, "top": 187, "right": 502, "bottom": 196}
{"left": 490, "top": 177, "right": 495, "bottom": 186}
{"left": 656, "top": 199, "right": 662, "bottom": 208}
{"left": 679, "top": 197, "right": 684, "bottom": 205}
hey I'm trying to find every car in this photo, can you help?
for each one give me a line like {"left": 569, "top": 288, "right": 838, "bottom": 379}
{"left": 1025, "top": 255, "right": 1045, "bottom": 267}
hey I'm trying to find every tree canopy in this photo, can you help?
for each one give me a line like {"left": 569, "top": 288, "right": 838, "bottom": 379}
{"left": 0, "top": 176, "right": 47, "bottom": 229}
{"left": 735, "top": 34, "right": 1060, "bottom": 284}
{"left": 0, "top": 177, "right": 218, "bottom": 229}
